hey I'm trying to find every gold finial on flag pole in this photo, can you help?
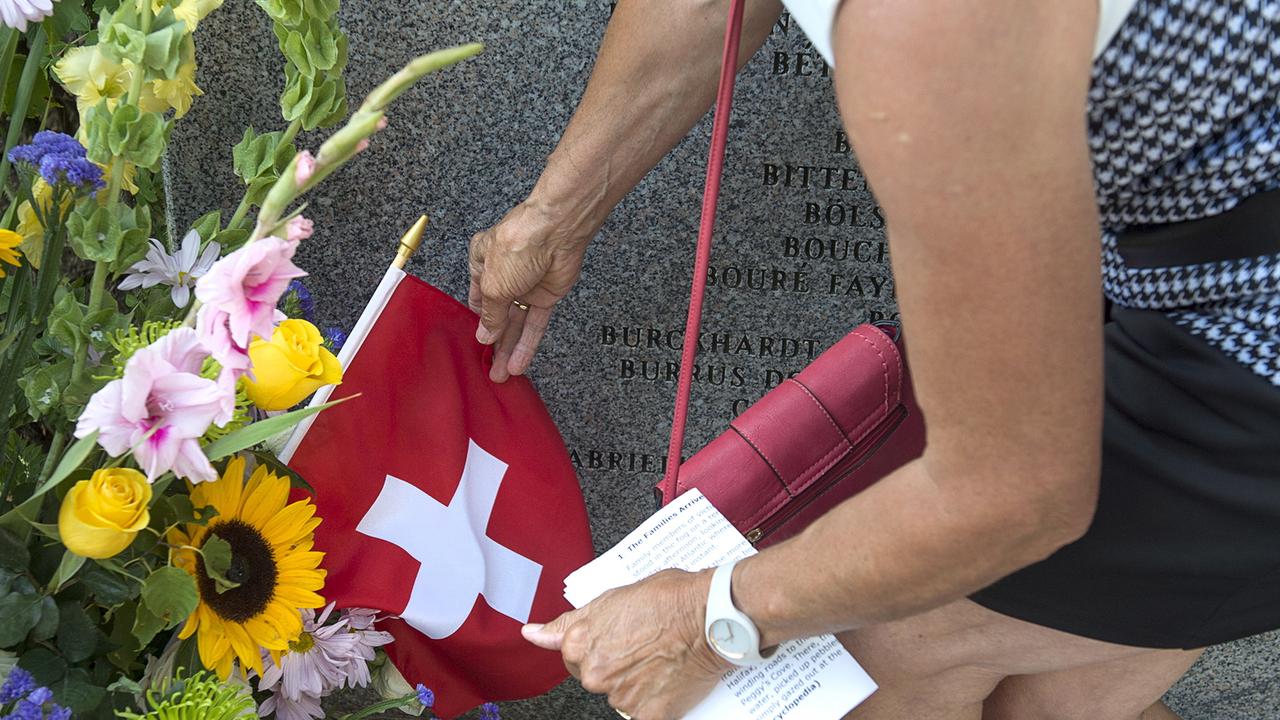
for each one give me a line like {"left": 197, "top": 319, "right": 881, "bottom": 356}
{"left": 393, "top": 215, "right": 430, "bottom": 269}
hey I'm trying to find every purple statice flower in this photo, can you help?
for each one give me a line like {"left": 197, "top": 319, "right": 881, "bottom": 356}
{"left": 0, "top": 667, "right": 36, "bottom": 703}
{"left": 321, "top": 326, "right": 347, "bottom": 352}
{"left": 38, "top": 154, "right": 105, "bottom": 191}
{"left": 415, "top": 684, "right": 434, "bottom": 709}
{"left": 283, "top": 279, "right": 315, "bottom": 322}
{"left": 479, "top": 702, "right": 501, "bottom": 720}
{"left": 5, "top": 131, "right": 85, "bottom": 166}
{"left": 46, "top": 706, "right": 72, "bottom": 720}
{"left": 8, "top": 698, "right": 44, "bottom": 720}
{"left": 24, "top": 687, "right": 51, "bottom": 705}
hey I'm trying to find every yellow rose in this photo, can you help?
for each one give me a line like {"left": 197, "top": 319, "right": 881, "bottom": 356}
{"left": 58, "top": 469, "right": 153, "bottom": 559}
{"left": 244, "top": 319, "right": 343, "bottom": 411}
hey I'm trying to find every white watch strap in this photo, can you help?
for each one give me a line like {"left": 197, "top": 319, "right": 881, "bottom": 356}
{"left": 705, "top": 560, "right": 771, "bottom": 667}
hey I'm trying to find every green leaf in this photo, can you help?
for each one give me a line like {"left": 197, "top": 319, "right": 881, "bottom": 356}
{"left": 30, "top": 596, "right": 58, "bottom": 642}
{"left": 140, "top": 10, "right": 186, "bottom": 78}
{"left": 17, "top": 430, "right": 100, "bottom": 511}
{"left": 56, "top": 602, "right": 101, "bottom": 663}
{"left": 203, "top": 396, "right": 351, "bottom": 461}
{"left": 199, "top": 535, "right": 239, "bottom": 594}
{"left": 67, "top": 203, "right": 123, "bottom": 263}
{"left": 47, "top": 290, "right": 88, "bottom": 354}
{"left": 80, "top": 563, "right": 140, "bottom": 607}
{"left": 105, "top": 675, "right": 143, "bottom": 695}
{"left": 251, "top": 450, "right": 313, "bottom": 493}
{"left": 192, "top": 210, "right": 222, "bottom": 243}
{"left": 0, "top": 528, "right": 29, "bottom": 571}
{"left": 0, "top": 567, "right": 16, "bottom": 598}
{"left": 129, "top": 603, "right": 165, "bottom": 649}
{"left": 52, "top": 667, "right": 108, "bottom": 714}
{"left": 47, "top": 551, "right": 87, "bottom": 594}
{"left": 108, "top": 204, "right": 155, "bottom": 274}
{"left": 213, "top": 227, "right": 250, "bottom": 250}
{"left": 18, "top": 646, "right": 67, "bottom": 687}
{"left": 44, "top": 0, "right": 91, "bottom": 38}
{"left": 140, "top": 566, "right": 197, "bottom": 629}
{"left": 18, "top": 358, "right": 71, "bottom": 420}
{"left": 1, "top": 53, "right": 51, "bottom": 120}
{"left": 0, "top": 592, "right": 42, "bottom": 646}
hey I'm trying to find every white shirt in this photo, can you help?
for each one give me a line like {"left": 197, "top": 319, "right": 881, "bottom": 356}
{"left": 782, "top": 0, "right": 1140, "bottom": 66}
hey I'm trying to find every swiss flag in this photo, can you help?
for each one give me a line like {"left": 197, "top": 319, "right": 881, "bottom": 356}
{"left": 280, "top": 268, "right": 594, "bottom": 718}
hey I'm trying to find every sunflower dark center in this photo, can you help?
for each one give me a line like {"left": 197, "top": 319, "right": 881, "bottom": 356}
{"left": 196, "top": 520, "right": 278, "bottom": 623}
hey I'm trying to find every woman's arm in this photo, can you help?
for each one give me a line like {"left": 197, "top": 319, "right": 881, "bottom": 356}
{"left": 470, "top": 0, "right": 782, "bottom": 381}
{"left": 739, "top": 0, "right": 1105, "bottom": 644}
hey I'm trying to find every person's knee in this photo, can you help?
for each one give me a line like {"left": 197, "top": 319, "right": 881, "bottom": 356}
{"left": 837, "top": 626, "right": 1003, "bottom": 708}
{"left": 984, "top": 677, "right": 1172, "bottom": 720}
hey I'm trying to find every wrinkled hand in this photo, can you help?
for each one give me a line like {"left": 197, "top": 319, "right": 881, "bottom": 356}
{"left": 469, "top": 199, "right": 591, "bottom": 382}
{"left": 523, "top": 569, "right": 730, "bottom": 720}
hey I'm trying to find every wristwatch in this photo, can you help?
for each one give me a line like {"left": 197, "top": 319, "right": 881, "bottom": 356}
{"left": 704, "top": 560, "right": 775, "bottom": 666}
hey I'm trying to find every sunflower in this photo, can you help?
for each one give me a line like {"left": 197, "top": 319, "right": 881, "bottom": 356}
{"left": 169, "top": 456, "right": 326, "bottom": 678}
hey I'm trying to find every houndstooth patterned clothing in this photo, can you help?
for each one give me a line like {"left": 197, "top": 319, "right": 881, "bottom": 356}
{"left": 1090, "top": 0, "right": 1280, "bottom": 385}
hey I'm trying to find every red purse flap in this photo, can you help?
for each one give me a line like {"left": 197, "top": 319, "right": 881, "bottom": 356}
{"left": 729, "top": 325, "right": 903, "bottom": 497}
{"left": 673, "top": 324, "right": 910, "bottom": 533}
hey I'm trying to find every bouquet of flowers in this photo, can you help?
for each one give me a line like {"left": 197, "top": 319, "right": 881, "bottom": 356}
{"left": 0, "top": 1, "right": 483, "bottom": 717}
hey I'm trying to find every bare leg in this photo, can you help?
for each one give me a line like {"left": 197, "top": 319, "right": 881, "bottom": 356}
{"left": 983, "top": 647, "right": 1201, "bottom": 720}
{"left": 837, "top": 599, "right": 1202, "bottom": 720}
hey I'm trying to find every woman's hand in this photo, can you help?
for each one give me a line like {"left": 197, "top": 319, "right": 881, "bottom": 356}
{"left": 468, "top": 198, "right": 592, "bottom": 382}
{"left": 522, "top": 569, "right": 731, "bottom": 720}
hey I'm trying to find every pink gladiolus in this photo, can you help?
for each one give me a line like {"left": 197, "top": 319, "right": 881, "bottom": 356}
{"left": 295, "top": 150, "right": 317, "bottom": 187}
{"left": 75, "top": 329, "right": 229, "bottom": 483}
{"left": 195, "top": 236, "right": 305, "bottom": 377}
{"left": 355, "top": 139, "right": 370, "bottom": 154}
{"left": 287, "top": 216, "right": 314, "bottom": 242}
{"left": 376, "top": 117, "right": 388, "bottom": 131}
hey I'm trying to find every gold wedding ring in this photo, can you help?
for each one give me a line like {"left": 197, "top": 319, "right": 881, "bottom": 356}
{"left": 512, "top": 299, "right": 531, "bottom": 311}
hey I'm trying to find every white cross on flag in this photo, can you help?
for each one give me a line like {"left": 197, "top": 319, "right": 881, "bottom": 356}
{"left": 280, "top": 267, "right": 594, "bottom": 718}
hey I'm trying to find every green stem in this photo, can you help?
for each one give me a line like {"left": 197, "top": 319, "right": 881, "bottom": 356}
{"left": 280, "top": 116, "right": 302, "bottom": 148}
{"left": 225, "top": 192, "right": 253, "bottom": 232}
{"left": 339, "top": 693, "right": 427, "bottom": 720}
{"left": 0, "top": 29, "right": 47, "bottom": 199}
{"left": 69, "top": 260, "right": 108, "bottom": 380}
{"left": 225, "top": 118, "right": 303, "bottom": 233}
{"left": 36, "top": 430, "right": 66, "bottom": 485}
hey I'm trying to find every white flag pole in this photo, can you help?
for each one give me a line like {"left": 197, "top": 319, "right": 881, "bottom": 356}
{"left": 277, "top": 215, "right": 430, "bottom": 463}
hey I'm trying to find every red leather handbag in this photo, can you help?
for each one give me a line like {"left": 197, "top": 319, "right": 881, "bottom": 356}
{"left": 655, "top": 0, "right": 927, "bottom": 547}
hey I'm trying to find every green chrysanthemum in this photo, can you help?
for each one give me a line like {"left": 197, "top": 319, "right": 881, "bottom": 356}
{"left": 117, "top": 669, "right": 255, "bottom": 720}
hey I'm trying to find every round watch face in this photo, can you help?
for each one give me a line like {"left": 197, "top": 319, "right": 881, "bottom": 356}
{"left": 707, "top": 618, "right": 752, "bottom": 660}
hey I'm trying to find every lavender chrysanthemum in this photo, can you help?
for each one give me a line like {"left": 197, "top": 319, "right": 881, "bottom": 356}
{"left": 479, "top": 702, "right": 501, "bottom": 720}
{"left": 0, "top": 667, "right": 36, "bottom": 703}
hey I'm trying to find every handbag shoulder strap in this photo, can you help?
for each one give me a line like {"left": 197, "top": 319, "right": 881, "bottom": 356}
{"left": 658, "top": 0, "right": 747, "bottom": 505}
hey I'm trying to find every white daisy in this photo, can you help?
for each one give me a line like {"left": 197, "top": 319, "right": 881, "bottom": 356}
{"left": 118, "top": 230, "right": 220, "bottom": 308}
{"left": 0, "top": 0, "right": 54, "bottom": 31}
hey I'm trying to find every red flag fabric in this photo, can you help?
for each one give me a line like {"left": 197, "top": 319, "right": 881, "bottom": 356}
{"left": 281, "top": 269, "right": 594, "bottom": 718}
